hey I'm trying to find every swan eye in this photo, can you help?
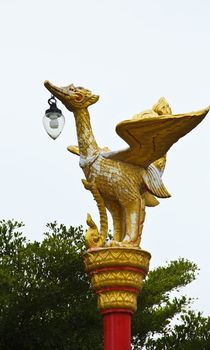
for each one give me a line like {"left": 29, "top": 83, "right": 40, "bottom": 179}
{"left": 75, "top": 93, "right": 84, "bottom": 102}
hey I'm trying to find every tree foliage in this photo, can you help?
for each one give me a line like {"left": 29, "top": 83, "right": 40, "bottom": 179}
{"left": 132, "top": 261, "right": 210, "bottom": 349}
{"left": 0, "top": 219, "right": 209, "bottom": 350}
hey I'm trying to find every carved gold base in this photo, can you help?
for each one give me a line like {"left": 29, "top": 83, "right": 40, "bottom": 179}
{"left": 84, "top": 247, "right": 151, "bottom": 313}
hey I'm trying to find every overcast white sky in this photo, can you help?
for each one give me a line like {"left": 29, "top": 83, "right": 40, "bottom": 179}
{"left": 0, "top": 0, "right": 210, "bottom": 315}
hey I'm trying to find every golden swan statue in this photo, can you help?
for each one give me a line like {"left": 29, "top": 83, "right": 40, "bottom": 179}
{"left": 44, "top": 81, "right": 209, "bottom": 249}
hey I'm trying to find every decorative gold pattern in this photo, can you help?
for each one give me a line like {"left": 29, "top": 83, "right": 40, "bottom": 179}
{"left": 44, "top": 81, "right": 209, "bottom": 248}
{"left": 84, "top": 247, "right": 151, "bottom": 272}
{"left": 83, "top": 247, "right": 151, "bottom": 312}
{"left": 97, "top": 290, "right": 138, "bottom": 312}
{"left": 90, "top": 270, "right": 144, "bottom": 290}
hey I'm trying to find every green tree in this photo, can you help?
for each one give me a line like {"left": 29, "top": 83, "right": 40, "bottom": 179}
{"left": 132, "top": 261, "right": 210, "bottom": 349}
{"left": 0, "top": 219, "right": 209, "bottom": 350}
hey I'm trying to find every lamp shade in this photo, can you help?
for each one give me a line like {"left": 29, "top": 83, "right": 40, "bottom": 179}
{"left": 43, "top": 97, "right": 65, "bottom": 140}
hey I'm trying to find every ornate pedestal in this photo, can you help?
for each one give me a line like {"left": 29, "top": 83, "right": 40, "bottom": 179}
{"left": 84, "top": 247, "right": 151, "bottom": 350}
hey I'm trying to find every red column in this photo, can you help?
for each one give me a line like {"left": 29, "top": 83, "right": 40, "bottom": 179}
{"left": 103, "top": 309, "right": 132, "bottom": 350}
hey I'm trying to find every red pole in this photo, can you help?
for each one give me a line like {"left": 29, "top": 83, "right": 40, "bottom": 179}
{"left": 103, "top": 309, "right": 132, "bottom": 350}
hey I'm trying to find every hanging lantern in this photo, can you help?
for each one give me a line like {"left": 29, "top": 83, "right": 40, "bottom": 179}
{"left": 43, "top": 96, "right": 65, "bottom": 140}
